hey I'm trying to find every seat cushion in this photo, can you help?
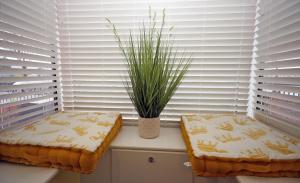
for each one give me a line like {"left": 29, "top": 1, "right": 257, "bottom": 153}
{"left": 0, "top": 111, "right": 122, "bottom": 173}
{"left": 181, "top": 113, "right": 300, "bottom": 177}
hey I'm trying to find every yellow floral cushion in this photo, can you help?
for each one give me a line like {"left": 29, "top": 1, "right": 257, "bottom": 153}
{"left": 182, "top": 113, "right": 300, "bottom": 160}
{"left": 0, "top": 111, "right": 120, "bottom": 152}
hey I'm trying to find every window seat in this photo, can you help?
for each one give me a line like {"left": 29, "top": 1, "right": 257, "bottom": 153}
{"left": 1, "top": 126, "right": 299, "bottom": 183}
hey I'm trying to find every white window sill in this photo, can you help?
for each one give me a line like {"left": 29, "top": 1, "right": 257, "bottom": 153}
{"left": 111, "top": 126, "right": 186, "bottom": 152}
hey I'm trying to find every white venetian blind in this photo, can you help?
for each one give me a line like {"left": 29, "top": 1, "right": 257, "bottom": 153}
{"left": 254, "top": 0, "right": 300, "bottom": 127}
{"left": 0, "top": 0, "right": 60, "bottom": 129}
{"left": 58, "top": 0, "right": 256, "bottom": 124}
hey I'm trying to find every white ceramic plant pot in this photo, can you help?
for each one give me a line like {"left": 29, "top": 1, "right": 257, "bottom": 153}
{"left": 138, "top": 117, "right": 160, "bottom": 139}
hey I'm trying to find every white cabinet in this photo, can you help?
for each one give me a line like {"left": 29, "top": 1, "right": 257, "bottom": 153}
{"left": 78, "top": 127, "right": 230, "bottom": 183}
{"left": 81, "top": 150, "right": 111, "bottom": 183}
{"left": 112, "top": 149, "right": 193, "bottom": 183}
{"left": 79, "top": 127, "right": 236, "bottom": 183}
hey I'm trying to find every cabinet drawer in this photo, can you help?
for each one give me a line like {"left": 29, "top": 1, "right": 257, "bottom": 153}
{"left": 112, "top": 149, "right": 192, "bottom": 183}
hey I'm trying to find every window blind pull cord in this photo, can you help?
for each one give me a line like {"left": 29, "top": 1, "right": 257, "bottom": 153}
{"left": 43, "top": 3, "right": 46, "bottom": 118}
{"left": 1, "top": 108, "right": 3, "bottom": 129}
{"left": 66, "top": 4, "right": 75, "bottom": 112}
{"left": 266, "top": 0, "right": 272, "bottom": 125}
{"left": 235, "top": 1, "right": 245, "bottom": 115}
{"left": 270, "top": 1, "right": 278, "bottom": 123}
{"left": 132, "top": 5, "right": 137, "bottom": 125}
{"left": 201, "top": 0, "right": 206, "bottom": 116}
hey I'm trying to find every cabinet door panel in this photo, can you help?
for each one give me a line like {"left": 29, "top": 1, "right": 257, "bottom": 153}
{"left": 112, "top": 149, "right": 192, "bottom": 183}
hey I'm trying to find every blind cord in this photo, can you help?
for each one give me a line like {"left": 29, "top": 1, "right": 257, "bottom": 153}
{"left": 266, "top": 0, "right": 272, "bottom": 125}
{"left": 235, "top": 0, "right": 245, "bottom": 115}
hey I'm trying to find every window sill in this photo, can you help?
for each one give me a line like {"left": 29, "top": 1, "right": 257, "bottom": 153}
{"left": 111, "top": 126, "right": 186, "bottom": 152}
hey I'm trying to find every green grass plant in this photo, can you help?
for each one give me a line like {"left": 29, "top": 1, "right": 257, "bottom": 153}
{"left": 106, "top": 9, "right": 191, "bottom": 118}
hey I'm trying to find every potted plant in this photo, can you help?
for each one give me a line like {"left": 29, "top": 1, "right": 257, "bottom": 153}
{"left": 107, "top": 9, "right": 191, "bottom": 138}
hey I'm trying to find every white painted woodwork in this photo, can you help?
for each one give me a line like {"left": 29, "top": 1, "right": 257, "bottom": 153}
{"left": 111, "top": 126, "right": 186, "bottom": 151}
{"left": 0, "top": 162, "right": 58, "bottom": 183}
{"left": 80, "top": 150, "right": 112, "bottom": 183}
{"left": 112, "top": 149, "right": 193, "bottom": 183}
{"left": 236, "top": 176, "right": 300, "bottom": 183}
